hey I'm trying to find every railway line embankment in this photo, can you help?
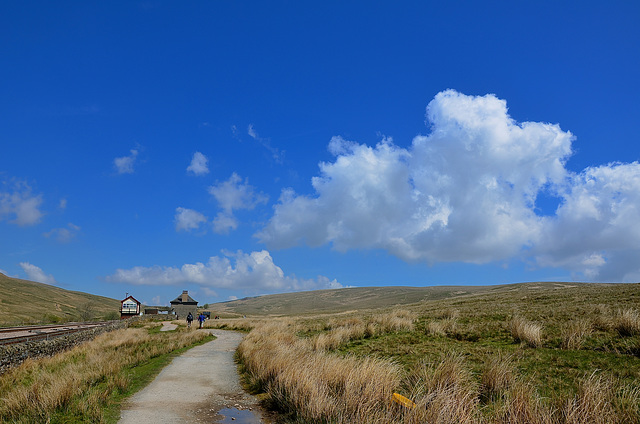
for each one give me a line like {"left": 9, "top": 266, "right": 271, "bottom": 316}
{"left": 0, "top": 321, "right": 125, "bottom": 374}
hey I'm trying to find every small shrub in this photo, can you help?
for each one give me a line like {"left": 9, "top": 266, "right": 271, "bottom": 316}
{"left": 103, "top": 311, "right": 120, "bottom": 321}
{"left": 44, "top": 314, "right": 64, "bottom": 324}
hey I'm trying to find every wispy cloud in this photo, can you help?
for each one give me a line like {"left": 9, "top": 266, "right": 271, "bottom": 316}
{"left": 257, "top": 89, "right": 640, "bottom": 282}
{"left": 105, "top": 250, "right": 342, "bottom": 295}
{"left": 44, "top": 223, "right": 81, "bottom": 243}
{"left": 208, "top": 173, "right": 268, "bottom": 234}
{"left": 187, "top": 151, "right": 209, "bottom": 176}
{"left": 247, "top": 124, "right": 285, "bottom": 163}
{"left": 19, "top": 262, "right": 56, "bottom": 285}
{"left": 0, "top": 179, "right": 44, "bottom": 226}
{"left": 247, "top": 124, "right": 258, "bottom": 139}
{"left": 114, "top": 149, "right": 139, "bottom": 174}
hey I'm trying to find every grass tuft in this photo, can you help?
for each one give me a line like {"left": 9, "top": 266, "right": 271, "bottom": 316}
{"left": 561, "top": 319, "right": 592, "bottom": 350}
{"left": 508, "top": 316, "right": 543, "bottom": 348}
{"left": 613, "top": 308, "right": 640, "bottom": 337}
{"left": 481, "top": 353, "right": 515, "bottom": 400}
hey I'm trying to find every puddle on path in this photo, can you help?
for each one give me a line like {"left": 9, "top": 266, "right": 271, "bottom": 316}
{"left": 214, "top": 407, "right": 263, "bottom": 423}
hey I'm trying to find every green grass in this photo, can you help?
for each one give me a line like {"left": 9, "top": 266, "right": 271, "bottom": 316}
{"left": 330, "top": 283, "right": 640, "bottom": 419}
{"left": 208, "top": 285, "right": 492, "bottom": 316}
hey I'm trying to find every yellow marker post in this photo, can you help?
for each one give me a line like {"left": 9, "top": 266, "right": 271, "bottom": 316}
{"left": 391, "top": 392, "right": 416, "bottom": 409}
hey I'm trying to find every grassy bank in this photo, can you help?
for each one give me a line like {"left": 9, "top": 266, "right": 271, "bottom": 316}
{"left": 211, "top": 283, "right": 640, "bottom": 423}
{"left": 0, "top": 321, "right": 213, "bottom": 423}
{"left": 0, "top": 273, "right": 121, "bottom": 324}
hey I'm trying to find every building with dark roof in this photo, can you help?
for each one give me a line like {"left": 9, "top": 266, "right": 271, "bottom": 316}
{"left": 170, "top": 290, "right": 198, "bottom": 319}
{"left": 120, "top": 295, "right": 141, "bottom": 319}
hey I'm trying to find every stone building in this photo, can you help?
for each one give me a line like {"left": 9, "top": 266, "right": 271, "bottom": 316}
{"left": 170, "top": 290, "right": 198, "bottom": 319}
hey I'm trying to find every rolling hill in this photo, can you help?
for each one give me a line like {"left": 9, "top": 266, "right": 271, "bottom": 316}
{"left": 0, "top": 273, "right": 121, "bottom": 325}
{"left": 207, "top": 282, "right": 609, "bottom": 316}
{"left": 207, "top": 284, "right": 511, "bottom": 316}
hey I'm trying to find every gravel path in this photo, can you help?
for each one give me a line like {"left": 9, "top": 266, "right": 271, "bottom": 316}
{"left": 118, "top": 328, "right": 267, "bottom": 424}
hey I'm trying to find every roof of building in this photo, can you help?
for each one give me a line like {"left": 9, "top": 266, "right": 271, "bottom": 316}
{"left": 170, "top": 290, "right": 198, "bottom": 305}
{"left": 121, "top": 295, "right": 141, "bottom": 305}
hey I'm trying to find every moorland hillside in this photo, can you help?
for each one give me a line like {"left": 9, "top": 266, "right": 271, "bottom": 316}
{"left": 0, "top": 273, "right": 121, "bottom": 324}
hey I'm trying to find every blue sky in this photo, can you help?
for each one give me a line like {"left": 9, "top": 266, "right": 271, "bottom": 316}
{"left": 2, "top": 1, "right": 639, "bottom": 306}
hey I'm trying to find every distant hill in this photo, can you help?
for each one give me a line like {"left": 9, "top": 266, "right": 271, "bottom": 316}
{"left": 208, "top": 284, "right": 496, "bottom": 316}
{"left": 207, "top": 282, "right": 599, "bottom": 316}
{"left": 0, "top": 273, "right": 121, "bottom": 325}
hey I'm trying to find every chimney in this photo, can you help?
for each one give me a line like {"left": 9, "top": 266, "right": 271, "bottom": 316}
{"left": 182, "top": 290, "right": 188, "bottom": 302}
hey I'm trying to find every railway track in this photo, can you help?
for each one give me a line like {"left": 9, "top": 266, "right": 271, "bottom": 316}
{"left": 0, "top": 322, "right": 112, "bottom": 345}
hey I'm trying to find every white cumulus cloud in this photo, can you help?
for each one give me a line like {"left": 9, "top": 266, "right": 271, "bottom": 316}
{"left": 533, "top": 161, "right": 640, "bottom": 281}
{"left": 114, "top": 149, "right": 139, "bottom": 174}
{"left": 208, "top": 173, "right": 268, "bottom": 234}
{"left": 0, "top": 180, "right": 44, "bottom": 226}
{"left": 257, "top": 89, "right": 640, "bottom": 282}
{"left": 187, "top": 152, "right": 209, "bottom": 175}
{"left": 105, "top": 250, "right": 342, "bottom": 295}
{"left": 212, "top": 212, "right": 238, "bottom": 234}
{"left": 175, "top": 207, "right": 208, "bottom": 232}
{"left": 20, "top": 262, "right": 56, "bottom": 285}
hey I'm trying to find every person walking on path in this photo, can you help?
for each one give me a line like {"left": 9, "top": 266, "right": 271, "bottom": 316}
{"left": 186, "top": 312, "right": 193, "bottom": 328}
{"left": 197, "top": 313, "right": 205, "bottom": 329}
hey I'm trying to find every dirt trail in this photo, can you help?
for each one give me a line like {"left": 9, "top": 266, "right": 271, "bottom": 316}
{"left": 118, "top": 329, "right": 266, "bottom": 424}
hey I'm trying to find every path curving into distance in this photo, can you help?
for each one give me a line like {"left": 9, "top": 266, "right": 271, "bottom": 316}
{"left": 119, "top": 328, "right": 267, "bottom": 424}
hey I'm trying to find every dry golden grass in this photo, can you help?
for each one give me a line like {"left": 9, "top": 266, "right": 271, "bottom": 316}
{"left": 613, "top": 308, "right": 640, "bottom": 337}
{"left": 481, "top": 353, "right": 516, "bottom": 400}
{"left": 372, "top": 309, "right": 416, "bottom": 334}
{"left": 306, "top": 309, "right": 415, "bottom": 352}
{"left": 404, "top": 352, "right": 479, "bottom": 424}
{"left": 237, "top": 320, "right": 402, "bottom": 423}
{"left": 438, "top": 308, "right": 461, "bottom": 320}
{"left": 508, "top": 316, "right": 543, "bottom": 348}
{"left": 232, "top": 286, "right": 640, "bottom": 424}
{"left": 0, "top": 325, "right": 210, "bottom": 423}
{"left": 561, "top": 319, "right": 592, "bottom": 350}
{"left": 591, "top": 304, "right": 612, "bottom": 331}
{"left": 564, "top": 372, "right": 615, "bottom": 424}
{"left": 496, "top": 380, "right": 555, "bottom": 424}
{"left": 426, "top": 318, "right": 457, "bottom": 336}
